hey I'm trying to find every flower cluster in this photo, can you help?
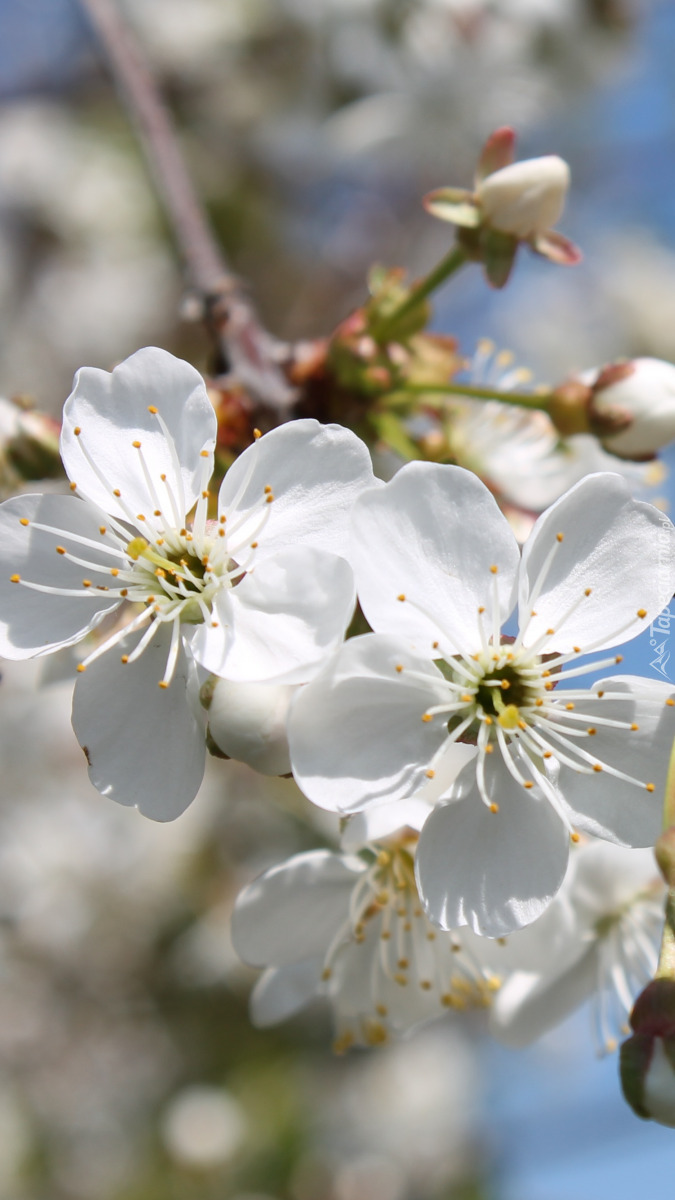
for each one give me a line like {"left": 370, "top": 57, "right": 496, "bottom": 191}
{"left": 0, "top": 345, "right": 673, "bottom": 1065}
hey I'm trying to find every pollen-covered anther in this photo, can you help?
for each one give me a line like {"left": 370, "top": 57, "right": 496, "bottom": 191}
{"left": 395, "top": 664, "right": 404, "bottom": 673}
{"left": 420, "top": 980, "right": 433, "bottom": 991}
{"left": 200, "top": 450, "right": 209, "bottom": 459}
{"left": 158, "top": 681, "right": 169, "bottom": 689}
{"left": 253, "top": 428, "right": 262, "bottom": 439}
{"left": 76, "top": 663, "right": 86, "bottom": 673}
{"left": 646, "top": 783, "right": 655, "bottom": 792}
{"left": 132, "top": 440, "right": 141, "bottom": 449}
{"left": 565, "top": 702, "right": 575, "bottom": 711}
{"left": 73, "top": 426, "right": 81, "bottom": 436}
{"left": 147, "top": 405, "right": 158, "bottom": 414}
{"left": 19, "top": 518, "right": 29, "bottom": 527}
{"left": 615, "top": 655, "right": 623, "bottom": 663}
{"left": 56, "top": 546, "right": 66, "bottom": 555}
{"left": 490, "top": 565, "right": 498, "bottom": 574}
{"left": 485, "top": 744, "right": 494, "bottom": 754}
{"left": 667, "top": 699, "right": 675, "bottom": 707}
{"left": 570, "top": 832, "right": 580, "bottom": 843}
{"left": 546, "top": 628, "right": 555, "bottom": 636}
{"left": 631, "top": 723, "right": 639, "bottom": 731}
{"left": 585, "top": 588, "right": 592, "bottom": 596}
{"left": 637, "top": 608, "right": 647, "bottom": 618}
{"left": 120, "top": 655, "right": 129, "bottom": 664}
{"left": 425, "top": 769, "right": 435, "bottom": 779}
{"left": 556, "top": 532, "right": 564, "bottom": 542}
{"left": 265, "top": 494, "right": 274, "bottom": 504}
{"left": 82, "top": 580, "right": 92, "bottom": 589}
{"left": 69, "top": 482, "right": 77, "bottom": 492}
{"left": 587, "top": 727, "right": 597, "bottom": 735}
{"left": 593, "top": 764, "right": 603, "bottom": 773}
{"left": 422, "top": 713, "right": 433, "bottom": 723}
{"left": 490, "top": 803, "right": 499, "bottom": 813}
{"left": 523, "top": 781, "right": 534, "bottom": 790}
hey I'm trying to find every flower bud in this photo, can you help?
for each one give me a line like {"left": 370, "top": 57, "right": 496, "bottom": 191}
{"left": 202, "top": 677, "right": 294, "bottom": 776}
{"left": 621, "top": 979, "right": 675, "bottom": 1126}
{"left": 476, "top": 156, "right": 570, "bottom": 239}
{"left": 589, "top": 357, "right": 675, "bottom": 459}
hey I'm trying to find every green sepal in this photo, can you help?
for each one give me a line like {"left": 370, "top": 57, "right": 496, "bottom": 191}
{"left": 482, "top": 228, "right": 519, "bottom": 289}
{"left": 423, "top": 188, "right": 481, "bottom": 228}
{"left": 620, "top": 1033, "right": 653, "bottom": 1119}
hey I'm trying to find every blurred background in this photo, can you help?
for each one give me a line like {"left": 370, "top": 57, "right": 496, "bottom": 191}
{"left": 0, "top": 1, "right": 674, "bottom": 1197}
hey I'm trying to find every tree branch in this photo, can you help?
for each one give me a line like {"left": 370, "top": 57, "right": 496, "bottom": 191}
{"left": 78, "top": 0, "right": 294, "bottom": 413}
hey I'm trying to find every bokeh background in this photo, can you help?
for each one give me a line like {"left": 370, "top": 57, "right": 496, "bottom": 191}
{"left": 0, "top": 1, "right": 674, "bottom": 1198}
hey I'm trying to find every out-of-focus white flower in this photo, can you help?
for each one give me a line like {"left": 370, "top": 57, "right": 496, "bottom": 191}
{"left": 490, "top": 841, "right": 665, "bottom": 1053}
{"left": 202, "top": 677, "right": 295, "bottom": 775}
{"left": 0, "top": 348, "right": 375, "bottom": 818}
{"left": 477, "top": 154, "right": 569, "bottom": 239}
{"left": 161, "top": 1086, "right": 247, "bottom": 1168}
{"left": 232, "top": 837, "right": 501, "bottom": 1051}
{"left": 588, "top": 357, "right": 675, "bottom": 460}
{"left": 289, "top": 465, "right": 675, "bottom": 936}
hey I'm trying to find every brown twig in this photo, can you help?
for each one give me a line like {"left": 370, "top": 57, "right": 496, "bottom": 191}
{"left": 77, "top": 0, "right": 294, "bottom": 413}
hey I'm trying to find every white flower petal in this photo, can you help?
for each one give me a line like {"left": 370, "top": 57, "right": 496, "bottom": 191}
{"left": 416, "top": 760, "right": 570, "bottom": 937}
{"left": 217, "top": 420, "right": 377, "bottom": 561}
{"left": 0, "top": 493, "right": 121, "bottom": 658}
{"left": 206, "top": 678, "right": 294, "bottom": 775}
{"left": 519, "top": 473, "right": 675, "bottom": 652}
{"left": 555, "top": 676, "right": 673, "bottom": 846}
{"left": 232, "top": 849, "right": 365, "bottom": 967}
{"left": 250, "top": 960, "right": 324, "bottom": 1027}
{"left": 71, "top": 625, "right": 206, "bottom": 820}
{"left": 288, "top": 634, "right": 450, "bottom": 813}
{"left": 490, "top": 951, "right": 596, "bottom": 1047}
{"left": 61, "top": 347, "right": 216, "bottom": 523}
{"left": 190, "top": 547, "right": 356, "bottom": 682}
{"left": 351, "top": 462, "right": 520, "bottom": 654}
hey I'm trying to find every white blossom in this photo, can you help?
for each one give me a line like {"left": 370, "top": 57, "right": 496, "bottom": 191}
{"left": 476, "top": 155, "right": 569, "bottom": 239}
{"left": 232, "top": 836, "right": 502, "bottom": 1051}
{"left": 490, "top": 841, "right": 665, "bottom": 1053}
{"left": 289, "top": 464, "right": 675, "bottom": 935}
{"left": 589, "top": 357, "right": 675, "bottom": 459}
{"left": 0, "top": 348, "right": 375, "bottom": 818}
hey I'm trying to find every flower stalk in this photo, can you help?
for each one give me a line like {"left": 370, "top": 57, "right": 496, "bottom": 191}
{"left": 371, "top": 246, "right": 467, "bottom": 344}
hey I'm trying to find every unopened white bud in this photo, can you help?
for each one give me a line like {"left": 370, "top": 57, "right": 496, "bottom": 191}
{"left": 590, "top": 357, "right": 675, "bottom": 458}
{"left": 205, "top": 678, "right": 294, "bottom": 776}
{"left": 477, "top": 156, "right": 570, "bottom": 239}
{"left": 642, "top": 1038, "right": 675, "bottom": 1127}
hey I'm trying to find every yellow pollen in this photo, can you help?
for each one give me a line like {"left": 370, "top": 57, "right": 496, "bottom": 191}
{"left": 397, "top": 593, "right": 406, "bottom": 602}
{"left": 395, "top": 664, "right": 404, "bottom": 673}
{"left": 593, "top": 764, "right": 603, "bottom": 773}
{"left": 543, "top": 751, "right": 552, "bottom": 759}
{"left": 427, "top": 931, "right": 436, "bottom": 941}
{"left": 19, "top": 518, "right": 29, "bottom": 527}
{"left": 73, "top": 426, "right": 81, "bottom": 436}
{"left": 160, "top": 474, "right": 166, "bottom": 481}
{"left": 132, "top": 440, "right": 141, "bottom": 449}
{"left": 136, "top": 514, "right": 146, "bottom": 522}
{"left": 110, "top": 568, "right": 119, "bottom": 577}
{"left": 523, "top": 781, "right": 534, "bottom": 789}
{"left": 518, "top": 720, "right": 527, "bottom": 731}
{"left": 565, "top": 702, "right": 575, "bottom": 711}
{"left": 571, "top": 832, "right": 580, "bottom": 843}
{"left": 76, "top": 663, "right": 86, "bottom": 673}
{"left": 631, "top": 723, "right": 639, "bottom": 731}
{"left": 646, "top": 783, "right": 655, "bottom": 792}
{"left": 264, "top": 485, "right": 272, "bottom": 494}
{"left": 251, "top": 540, "right": 258, "bottom": 548}
{"left": 380, "top": 931, "right": 391, "bottom": 941}
{"left": 637, "top": 608, "right": 647, "bottom": 619}
{"left": 398, "top": 958, "right": 409, "bottom": 970}
{"left": 536, "top": 698, "right": 544, "bottom": 706}
{"left": 587, "top": 727, "right": 596, "bottom": 736}
{"left": 461, "top": 693, "right": 473, "bottom": 702}
{"left": 556, "top": 532, "right": 564, "bottom": 542}
{"left": 265, "top": 494, "right": 274, "bottom": 504}
{"left": 200, "top": 450, "right": 209, "bottom": 458}
{"left": 211, "top": 621, "right": 219, "bottom": 628}
{"left": 490, "top": 565, "right": 498, "bottom": 574}
{"left": 69, "top": 482, "right": 77, "bottom": 491}
{"left": 201, "top": 490, "right": 209, "bottom": 499}
{"left": 56, "top": 546, "right": 66, "bottom": 555}
{"left": 484, "top": 744, "right": 494, "bottom": 754}
{"left": 545, "top": 683, "right": 554, "bottom": 691}
{"left": 158, "top": 681, "right": 169, "bottom": 689}
{"left": 615, "top": 655, "right": 623, "bottom": 663}
{"left": 154, "top": 510, "right": 161, "bottom": 517}
{"left": 120, "top": 655, "right": 129, "bottom": 664}
{"left": 546, "top": 628, "right": 555, "bottom": 636}
{"left": 432, "top": 641, "right": 439, "bottom": 649}
{"left": 148, "top": 405, "right": 158, "bottom": 414}
{"left": 531, "top": 609, "right": 537, "bottom": 616}
{"left": 420, "top": 981, "right": 432, "bottom": 991}
{"left": 425, "top": 769, "right": 435, "bottom": 779}
{"left": 99, "top": 526, "right": 106, "bottom": 535}
{"left": 113, "top": 488, "right": 121, "bottom": 497}
{"left": 478, "top": 606, "right": 485, "bottom": 614}
{"left": 375, "top": 1004, "right": 388, "bottom": 1017}
{"left": 597, "top": 690, "right": 605, "bottom": 698}
{"left": 497, "top": 704, "right": 520, "bottom": 729}
{"left": 82, "top": 580, "right": 92, "bottom": 588}
{"left": 584, "top": 588, "right": 592, "bottom": 597}
{"left": 253, "top": 428, "right": 262, "bottom": 439}
{"left": 490, "top": 803, "right": 499, "bottom": 813}
{"left": 120, "top": 588, "right": 128, "bottom": 597}
{"left": 483, "top": 715, "right": 493, "bottom": 725}
{"left": 500, "top": 679, "right": 510, "bottom": 690}
{"left": 667, "top": 698, "right": 675, "bottom": 707}
{"left": 422, "top": 713, "right": 433, "bottom": 723}
{"left": 573, "top": 645, "right": 581, "bottom": 653}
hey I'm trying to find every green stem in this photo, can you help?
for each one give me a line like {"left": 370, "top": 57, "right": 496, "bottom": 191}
{"left": 374, "top": 245, "right": 467, "bottom": 341}
{"left": 390, "top": 381, "right": 553, "bottom": 413}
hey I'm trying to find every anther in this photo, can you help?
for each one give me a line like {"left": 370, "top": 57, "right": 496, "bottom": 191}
{"left": 490, "top": 803, "right": 499, "bottom": 813}
{"left": 395, "top": 664, "right": 404, "bottom": 673}
{"left": 523, "top": 781, "right": 534, "bottom": 789}
{"left": 421, "top": 713, "right": 433, "bottom": 723}
{"left": 425, "top": 769, "right": 435, "bottom": 779}
{"left": 99, "top": 526, "right": 106, "bottom": 535}
{"left": 158, "top": 681, "right": 169, "bottom": 689}
{"left": 546, "top": 628, "right": 554, "bottom": 636}
{"left": 69, "top": 482, "right": 77, "bottom": 491}
{"left": 19, "top": 518, "right": 29, "bottom": 527}
{"left": 154, "top": 510, "right": 161, "bottom": 517}
{"left": 587, "top": 727, "right": 596, "bottom": 736}
{"left": 461, "top": 693, "right": 473, "bottom": 702}
{"left": 615, "top": 655, "right": 623, "bottom": 663}
{"left": 73, "top": 426, "right": 81, "bottom": 436}
{"left": 593, "top": 764, "right": 603, "bottom": 772}
{"left": 398, "top": 958, "right": 409, "bottom": 970}
{"left": 584, "top": 588, "right": 592, "bottom": 596}
{"left": 253, "top": 428, "right": 262, "bottom": 439}
{"left": 668, "top": 699, "right": 675, "bottom": 707}
{"left": 148, "top": 405, "right": 158, "bottom": 414}
{"left": 478, "top": 606, "right": 485, "bottom": 614}
{"left": 571, "top": 832, "right": 581, "bottom": 843}
{"left": 397, "top": 593, "right": 406, "bottom": 602}
{"left": 484, "top": 744, "right": 494, "bottom": 754}
{"left": 631, "top": 723, "right": 639, "bottom": 731}
{"left": 432, "top": 641, "right": 439, "bottom": 649}
{"left": 113, "top": 489, "right": 121, "bottom": 497}
{"left": 120, "top": 655, "right": 129, "bottom": 664}
{"left": 556, "top": 532, "right": 564, "bottom": 542}
{"left": 120, "top": 588, "right": 128, "bottom": 597}
{"left": 132, "top": 440, "right": 141, "bottom": 449}
{"left": 265, "top": 494, "right": 274, "bottom": 504}
{"left": 543, "top": 751, "right": 552, "bottom": 758}
{"left": 565, "top": 702, "right": 575, "bottom": 711}
{"left": 637, "top": 608, "right": 647, "bottom": 619}
{"left": 82, "top": 580, "right": 92, "bottom": 588}
{"left": 110, "top": 568, "right": 119, "bottom": 577}
{"left": 76, "top": 663, "right": 86, "bottom": 673}
{"left": 200, "top": 450, "right": 209, "bottom": 458}
{"left": 136, "top": 514, "right": 146, "bottom": 522}
{"left": 500, "top": 679, "right": 510, "bottom": 689}
{"left": 646, "top": 783, "right": 655, "bottom": 792}
{"left": 56, "top": 546, "right": 66, "bottom": 555}
{"left": 490, "top": 565, "right": 498, "bottom": 574}
{"left": 420, "top": 981, "right": 432, "bottom": 991}
{"left": 321, "top": 967, "right": 332, "bottom": 981}
{"left": 264, "top": 485, "right": 272, "bottom": 494}
{"left": 535, "top": 698, "right": 544, "bottom": 706}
